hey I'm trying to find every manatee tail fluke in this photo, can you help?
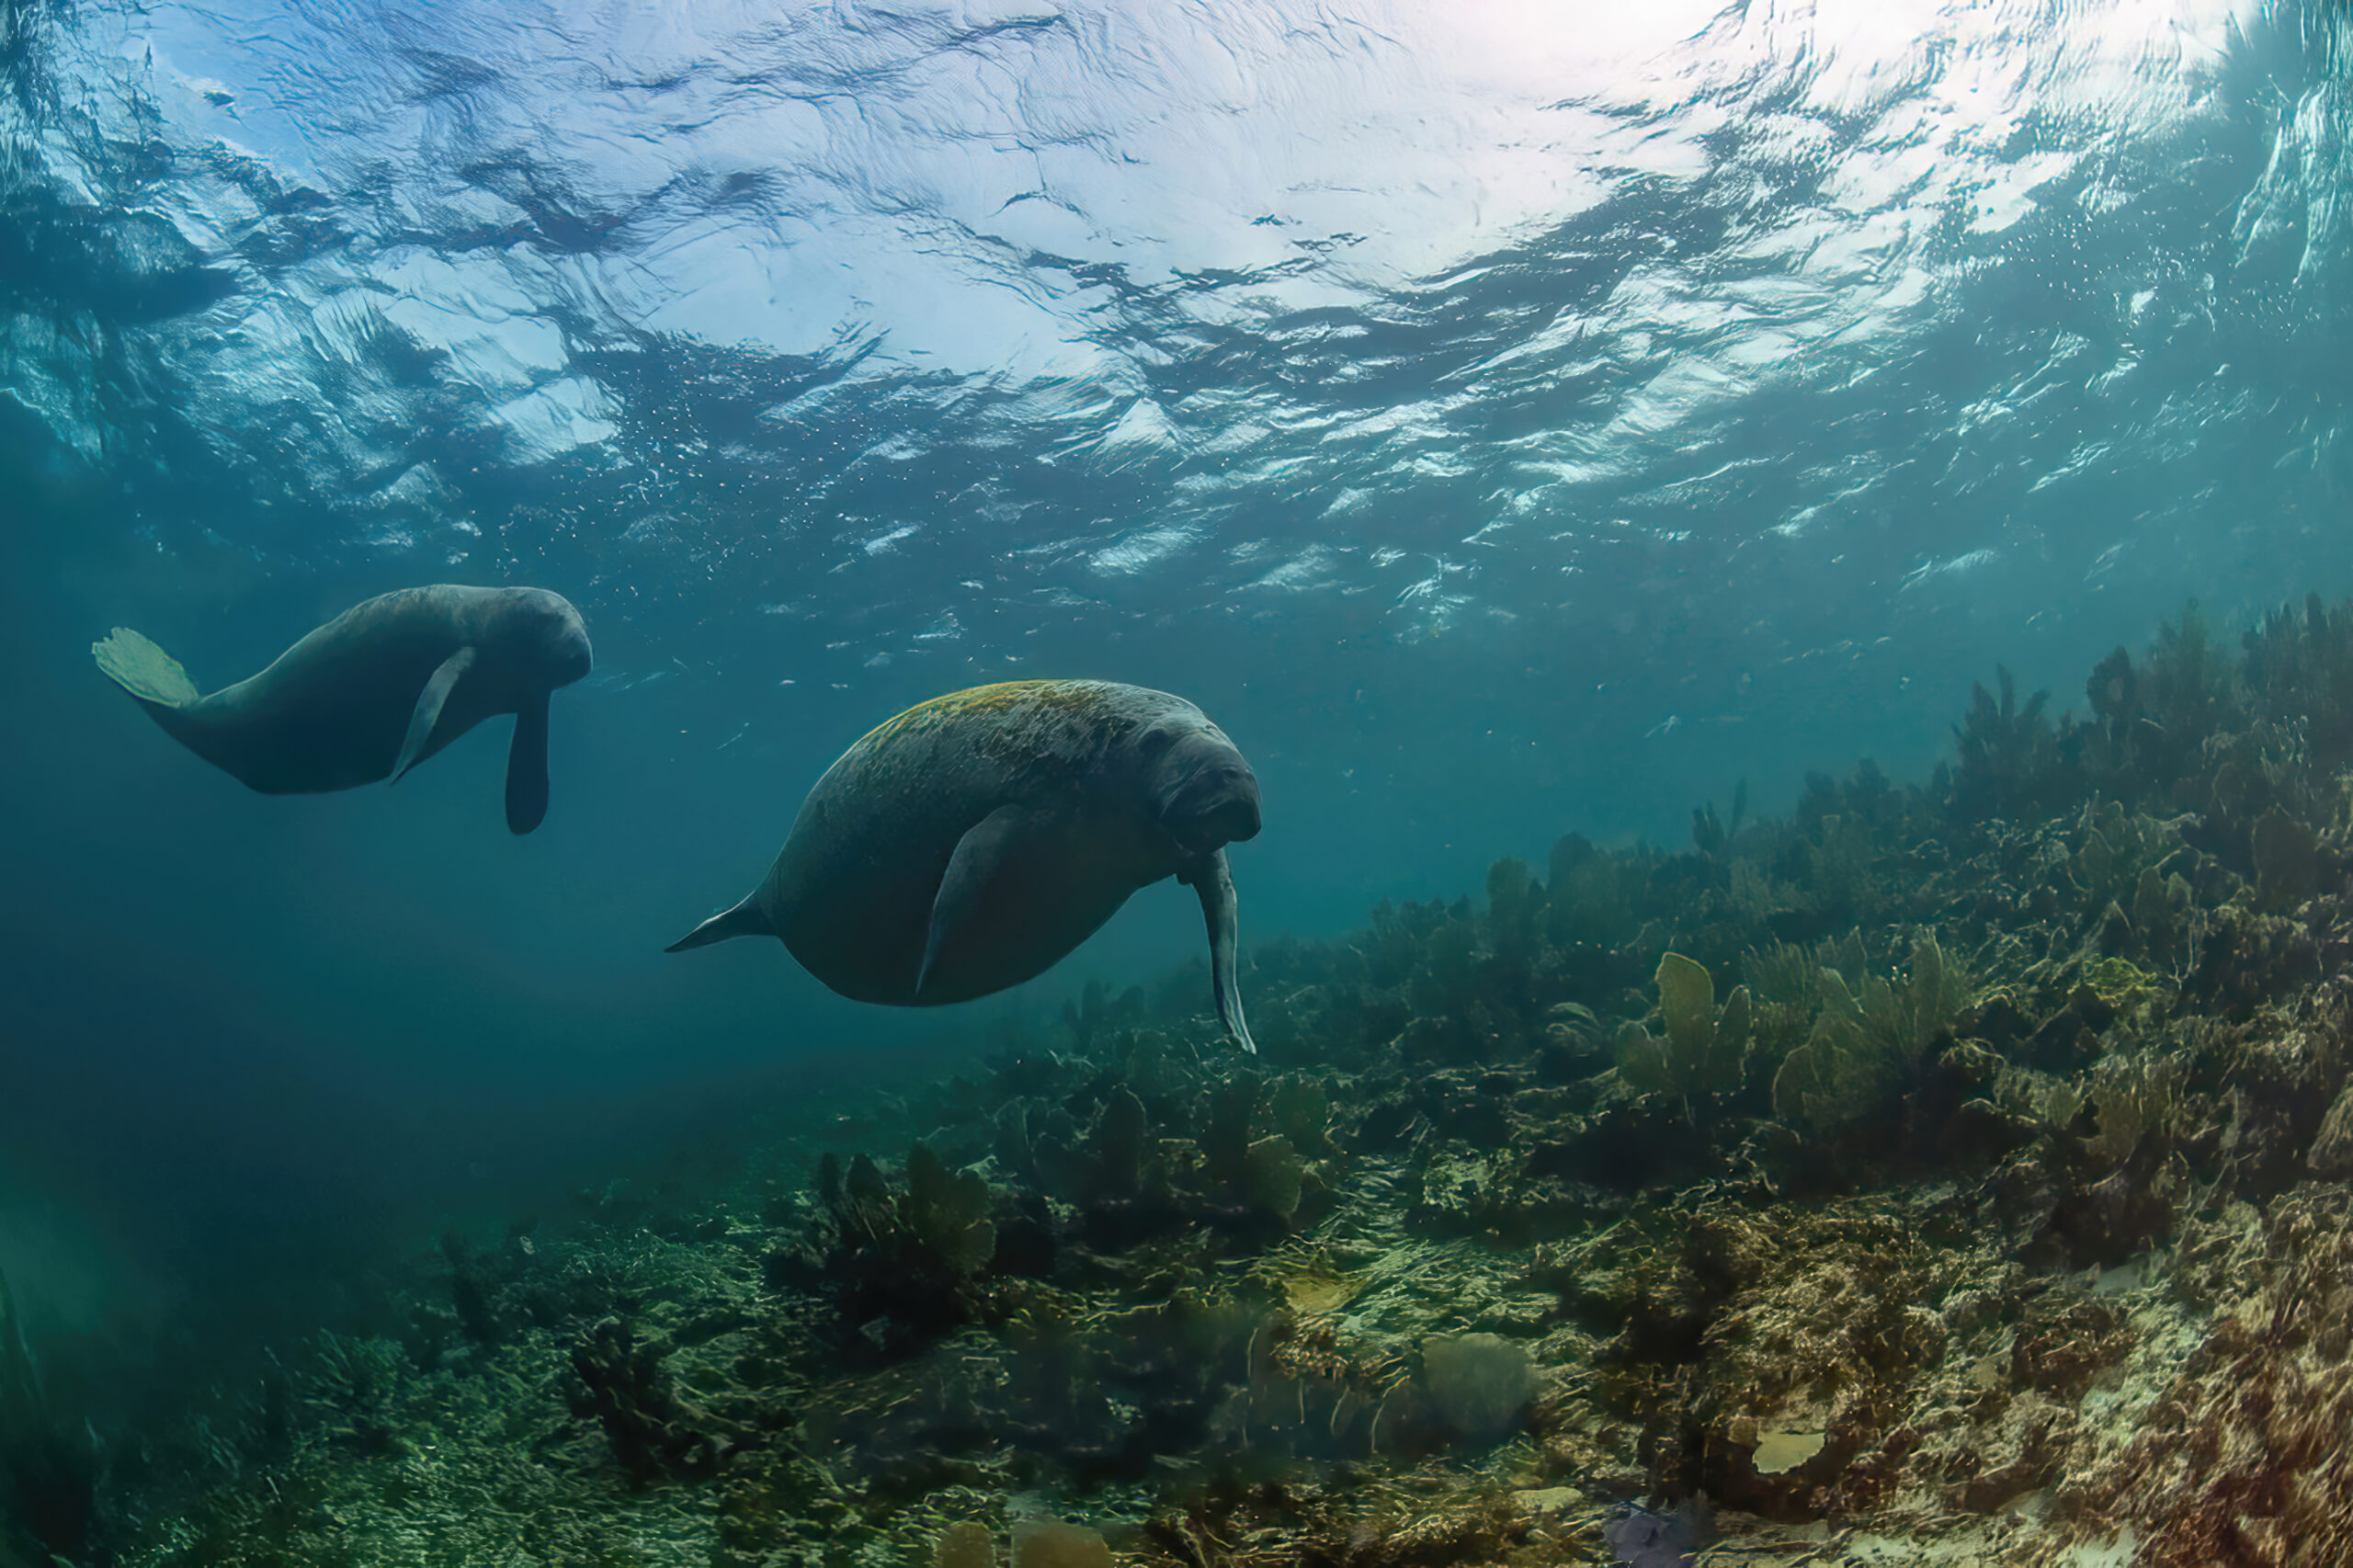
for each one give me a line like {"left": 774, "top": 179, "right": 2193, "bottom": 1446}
{"left": 665, "top": 893, "right": 775, "bottom": 953}
{"left": 92, "top": 628, "right": 199, "bottom": 710}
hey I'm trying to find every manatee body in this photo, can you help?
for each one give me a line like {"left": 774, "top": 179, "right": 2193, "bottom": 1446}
{"left": 92, "top": 585, "right": 593, "bottom": 834}
{"left": 668, "top": 679, "right": 1263, "bottom": 1051}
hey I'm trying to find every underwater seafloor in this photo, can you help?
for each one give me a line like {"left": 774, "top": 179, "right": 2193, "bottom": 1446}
{"left": 17, "top": 597, "right": 2353, "bottom": 1568}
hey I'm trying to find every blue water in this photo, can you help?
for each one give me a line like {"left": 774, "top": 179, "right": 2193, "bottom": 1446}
{"left": 3, "top": 0, "right": 2350, "bottom": 1361}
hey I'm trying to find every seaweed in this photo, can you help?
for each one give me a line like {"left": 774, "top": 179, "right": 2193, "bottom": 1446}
{"left": 1060, "top": 979, "right": 1145, "bottom": 1054}
{"left": 774, "top": 1144, "right": 1003, "bottom": 1358}
{"left": 995, "top": 1068, "right": 1338, "bottom": 1248}
{"left": 2244, "top": 591, "right": 2353, "bottom": 771}
{"left": 567, "top": 1317, "right": 741, "bottom": 1483}
{"left": 1688, "top": 778, "right": 1748, "bottom": 864}
{"left": 2141, "top": 599, "right": 2233, "bottom": 767}
{"left": 1770, "top": 932, "right": 1964, "bottom": 1136}
{"left": 1949, "top": 666, "right": 2081, "bottom": 821}
{"left": 2066, "top": 798, "right": 2182, "bottom": 925}
{"left": 298, "top": 1332, "right": 407, "bottom": 1456}
{"left": 1738, "top": 941, "right": 1823, "bottom": 1066}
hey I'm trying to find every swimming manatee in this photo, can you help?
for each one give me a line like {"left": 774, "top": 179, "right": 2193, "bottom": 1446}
{"left": 92, "top": 585, "right": 593, "bottom": 834}
{"left": 667, "top": 679, "right": 1263, "bottom": 1051}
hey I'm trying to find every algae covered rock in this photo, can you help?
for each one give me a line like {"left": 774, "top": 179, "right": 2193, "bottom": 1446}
{"left": 2309, "top": 1080, "right": 2353, "bottom": 1178}
{"left": 1602, "top": 1499, "right": 1709, "bottom": 1567}
{"left": 2075, "top": 1186, "right": 2353, "bottom": 1562}
{"left": 1419, "top": 1331, "right": 1535, "bottom": 1441}
{"left": 1011, "top": 1519, "right": 1112, "bottom": 1568}
{"left": 935, "top": 1520, "right": 996, "bottom": 1568}
{"left": 2250, "top": 808, "right": 2320, "bottom": 910}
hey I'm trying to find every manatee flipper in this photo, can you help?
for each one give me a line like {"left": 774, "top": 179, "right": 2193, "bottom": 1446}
{"left": 917, "top": 804, "right": 1050, "bottom": 999}
{"left": 665, "top": 893, "right": 776, "bottom": 952}
{"left": 390, "top": 646, "right": 477, "bottom": 786}
{"left": 1180, "top": 848, "right": 1256, "bottom": 1054}
{"left": 93, "top": 628, "right": 199, "bottom": 712}
{"left": 505, "top": 692, "right": 551, "bottom": 835}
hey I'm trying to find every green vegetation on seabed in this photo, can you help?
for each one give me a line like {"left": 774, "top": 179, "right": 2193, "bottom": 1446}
{"left": 17, "top": 596, "right": 2353, "bottom": 1567}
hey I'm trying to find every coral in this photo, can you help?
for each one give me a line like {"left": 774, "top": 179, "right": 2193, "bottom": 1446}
{"left": 1804, "top": 812, "right": 1884, "bottom": 926}
{"left": 1613, "top": 951, "right": 1751, "bottom": 1122}
{"left": 2086, "top": 644, "right": 2137, "bottom": 727}
{"left": 300, "top": 1331, "right": 409, "bottom": 1455}
{"left": 1949, "top": 665, "right": 2079, "bottom": 821}
{"left": 2244, "top": 591, "right": 2353, "bottom": 771}
{"left": 999, "top": 1068, "right": 1336, "bottom": 1247}
{"left": 2306, "top": 1079, "right": 2353, "bottom": 1177}
{"left": 1688, "top": 778, "right": 1748, "bottom": 862}
{"left": 2066, "top": 798, "right": 2181, "bottom": 925}
{"left": 2122, "top": 862, "right": 2200, "bottom": 974}
{"left": 1483, "top": 855, "right": 1546, "bottom": 968}
{"left": 1204, "top": 1080, "right": 1307, "bottom": 1225}
{"left": 777, "top": 1142, "right": 1004, "bottom": 1356}
{"left": 1738, "top": 941, "right": 1823, "bottom": 1063}
{"left": 2081, "top": 1050, "right": 2187, "bottom": 1169}
{"left": 1770, "top": 932, "right": 1964, "bottom": 1135}
{"left": 1545, "top": 834, "right": 1644, "bottom": 950}
{"left": 438, "top": 1227, "right": 506, "bottom": 1345}
{"left": 567, "top": 1316, "right": 739, "bottom": 1483}
{"left": 2187, "top": 900, "right": 2321, "bottom": 1014}
{"left": 2139, "top": 599, "right": 2233, "bottom": 769}
{"left": 887, "top": 1148, "right": 998, "bottom": 1277}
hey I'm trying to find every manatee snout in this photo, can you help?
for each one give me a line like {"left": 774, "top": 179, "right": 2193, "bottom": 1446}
{"left": 509, "top": 591, "right": 594, "bottom": 689}
{"left": 1159, "top": 736, "right": 1261, "bottom": 855}
{"left": 547, "top": 620, "right": 594, "bottom": 687}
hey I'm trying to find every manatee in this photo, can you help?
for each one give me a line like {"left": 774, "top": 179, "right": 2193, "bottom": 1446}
{"left": 92, "top": 585, "right": 593, "bottom": 834}
{"left": 667, "top": 679, "right": 1263, "bottom": 1051}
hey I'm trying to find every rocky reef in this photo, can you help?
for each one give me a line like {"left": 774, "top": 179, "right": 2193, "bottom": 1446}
{"left": 39, "top": 595, "right": 2353, "bottom": 1566}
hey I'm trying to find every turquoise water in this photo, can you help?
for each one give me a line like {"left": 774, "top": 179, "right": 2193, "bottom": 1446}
{"left": 3, "top": 0, "right": 2352, "bottom": 1542}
